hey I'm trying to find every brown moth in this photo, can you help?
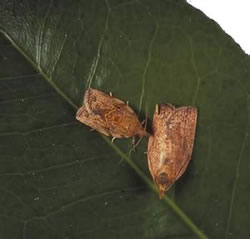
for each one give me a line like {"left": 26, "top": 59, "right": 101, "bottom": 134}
{"left": 147, "top": 103, "right": 197, "bottom": 199}
{"left": 76, "top": 88, "right": 149, "bottom": 139}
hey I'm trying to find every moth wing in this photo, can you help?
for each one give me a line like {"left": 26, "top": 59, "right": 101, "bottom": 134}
{"left": 105, "top": 106, "right": 145, "bottom": 138}
{"left": 166, "top": 106, "right": 197, "bottom": 180}
{"left": 147, "top": 104, "right": 174, "bottom": 179}
{"left": 76, "top": 106, "right": 111, "bottom": 136}
{"left": 147, "top": 135, "right": 158, "bottom": 179}
{"left": 84, "top": 88, "right": 126, "bottom": 115}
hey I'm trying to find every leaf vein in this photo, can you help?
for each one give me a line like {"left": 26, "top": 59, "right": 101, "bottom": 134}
{"left": 225, "top": 94, "right": 250, "bottom": 238}
{"left": 138, "top": 4, "right": 159, "bottom": 112}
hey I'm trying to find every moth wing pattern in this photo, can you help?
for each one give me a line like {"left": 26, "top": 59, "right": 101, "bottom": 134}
{"left": 84, "top": 88, "right": 127, "bottom": 115}
{"left": 76, "top": 88, "right": 149, "bottom": 138}
{"left": 147, "top": 104, "right": 176, "bottom": 194}
{"left": 166, "top": 105, "right": 197, "bottom": 180}
{"left": 147, "top": 104, "right": 197, "bottom": 198}
{"left": 85, "top": 88, "right": 148, "bottom": 138}
{"left": 76, "top": 106, "right": 111, "bottom": 136}
{"left": 104, "top": 105, "right": 148, "bottom": 138}
{"left": 147, "top": 104, "right": 176, "bottom": 175}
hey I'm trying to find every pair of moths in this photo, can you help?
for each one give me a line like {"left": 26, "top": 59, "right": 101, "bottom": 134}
{"left": 76, "top": 88, "right": 197, "bottom": 199}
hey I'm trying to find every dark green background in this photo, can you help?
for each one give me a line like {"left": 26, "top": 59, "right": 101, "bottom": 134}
{"left": 1, "top": 0, "right": 250, "bottom": 238}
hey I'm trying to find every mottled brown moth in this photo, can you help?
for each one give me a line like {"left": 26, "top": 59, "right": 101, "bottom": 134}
{"left": 76, "top": 88, "right": 149, "bottom": 139}
{"left": 147, "top": 103, "right": 197, "bottom": 199}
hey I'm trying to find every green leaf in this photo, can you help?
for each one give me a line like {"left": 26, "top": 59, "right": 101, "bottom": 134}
{"left": 1, "top": 0, "right": 250, "bottom": 238}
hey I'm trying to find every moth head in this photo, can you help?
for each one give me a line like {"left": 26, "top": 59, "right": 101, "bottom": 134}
{"left": 136, "top": 127, "right": 150, "bottom": 137}
{"left": 155, "top": 172, "right": 174, "bottom": 199}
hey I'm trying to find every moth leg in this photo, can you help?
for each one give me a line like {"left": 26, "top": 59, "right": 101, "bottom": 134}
{"left": 131, "top": 137, "right": 136, "bottom": 151}
{"left": 127, "top": 137, "right": 136, "bottom": 153}
{"left": 111, "top": 137, "right": 116, "bottom": 142}
{"left": 129, "top": 136, "right": 144, "bottom": 153}
{"left": 90, "top": 128, "right": 95, "bottom": 132}
{"left": 109, "top": 92, "right": 113, "bottom": 97}
{"left": 126, "top": 100, "right": 129, "bottom": 105}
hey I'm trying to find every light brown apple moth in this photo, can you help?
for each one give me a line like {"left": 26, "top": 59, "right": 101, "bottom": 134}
{"left": 147, "top": 104, "right": 197, "bottom": 199}
{"left": 76, "top": 88, "right": 149, "bottom": 139}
